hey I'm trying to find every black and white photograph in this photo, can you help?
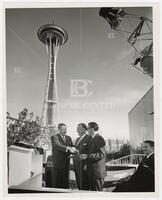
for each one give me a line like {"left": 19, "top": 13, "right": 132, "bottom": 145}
{"left": 2, "top": 1, "right": 160, "bottom": 197}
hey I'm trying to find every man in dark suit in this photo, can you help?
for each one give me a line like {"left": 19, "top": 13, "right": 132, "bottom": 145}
{"left": 73, "top": 123, "right": 92, "bottom": 190}
{"left": 79, "top": 122, "right": 107, "bottom": 191}
{"left": 51, "top": 123, "right": 78, "bottom": 189}
{"left": 113, "top": 140, "right": 155, "bottom": 192}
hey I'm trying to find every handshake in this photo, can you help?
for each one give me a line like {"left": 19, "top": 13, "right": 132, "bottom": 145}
{"left": 67, "top": 146, "right": 79, "bottom": 154}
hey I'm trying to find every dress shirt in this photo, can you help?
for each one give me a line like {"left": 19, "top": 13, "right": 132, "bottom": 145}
{"left": 147, "top": 152, "right": 154, "bottom": 159}
{"left": 92, "top": 132, "right": 98, "bottom": 138}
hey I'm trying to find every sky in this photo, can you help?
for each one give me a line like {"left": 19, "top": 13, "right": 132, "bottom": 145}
{"left": 6, "top": 7, "right": 153, "bottom": 140}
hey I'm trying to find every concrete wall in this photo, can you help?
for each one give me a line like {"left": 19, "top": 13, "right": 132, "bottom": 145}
{"left": 128, "top": 87, "right": 154, "bottom": 147}
{"left": 8, "top": 145, "right": 43, "bottom": 187}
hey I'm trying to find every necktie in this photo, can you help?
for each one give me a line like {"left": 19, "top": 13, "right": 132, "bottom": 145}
{"left": 60, "top": 135, "right": 66, "bottom": 143}
{"left": 63, "top": 136, "right": 66, "bottom": 142}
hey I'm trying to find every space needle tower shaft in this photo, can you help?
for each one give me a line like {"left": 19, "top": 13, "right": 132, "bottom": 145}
{"left": 37, "top": 23, "right": 68, "bottom": 127}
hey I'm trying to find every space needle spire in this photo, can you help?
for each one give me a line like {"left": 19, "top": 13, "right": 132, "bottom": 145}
{"left": 37, "top": 22, "right": 68, "bottom": 127}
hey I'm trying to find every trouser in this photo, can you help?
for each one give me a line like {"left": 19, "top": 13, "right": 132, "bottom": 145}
{"left": 45, "top": 167, "right": 53, "bottom": 188}
{"left": 51, "top": 167, "right": 69, "bottom": 189}
{"left": 75, "top": 170, "right": 90, "bottom": 190}
{"left": 89, "top": 177, "right": 104, "bottom": 191}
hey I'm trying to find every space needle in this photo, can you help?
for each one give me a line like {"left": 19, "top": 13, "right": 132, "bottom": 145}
{"left": 37, "top": 22, "right": 68, "bottom": 127}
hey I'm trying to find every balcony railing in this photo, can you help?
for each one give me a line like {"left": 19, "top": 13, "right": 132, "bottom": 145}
{"left": 107, "top": 154, "right": 145, "bottom": 165}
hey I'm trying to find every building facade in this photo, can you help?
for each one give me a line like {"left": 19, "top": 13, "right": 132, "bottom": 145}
{"left": 128, "top": 87, "right": 154, "bottom": 147}
{"left": 105, "top": 138, "right": 127, "bottom": 153}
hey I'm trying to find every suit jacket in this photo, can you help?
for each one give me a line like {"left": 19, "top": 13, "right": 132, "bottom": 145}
{"left": 73, "top": 134, "right": 92, "bottom": 171}
{"left": 51, "top": 134, "right": 73, "bottom": 170}
{"left": 128, "top": 153, "right": 155, "bottom": 191}
{"left": 87, "top": 134, "right": 107, "bottom": 179}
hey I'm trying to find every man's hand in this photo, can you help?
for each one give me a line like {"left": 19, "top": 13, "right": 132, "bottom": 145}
{"left": 78, "top": 154, "right": 88, "bottom": 160}
{"left": 67, "top": 147, "right": 79, "bottom": 154}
